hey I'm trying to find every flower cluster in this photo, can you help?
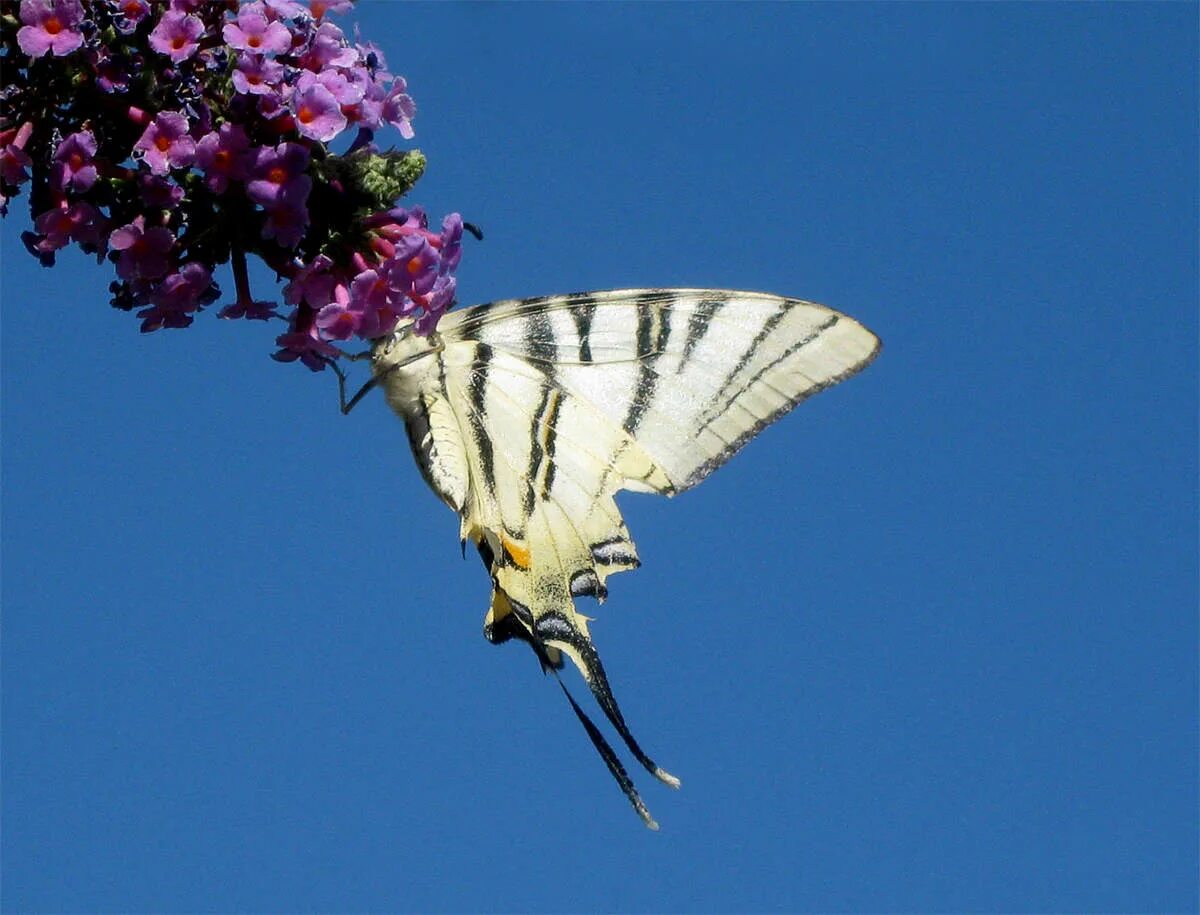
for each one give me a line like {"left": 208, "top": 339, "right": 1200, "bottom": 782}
{"left": 1, "top": 0, "right": 466, "bottom": 369}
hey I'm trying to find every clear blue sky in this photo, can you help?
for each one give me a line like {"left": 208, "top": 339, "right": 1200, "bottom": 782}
{"left": 3, "top": 3, "right": 1196, "bottom": 912}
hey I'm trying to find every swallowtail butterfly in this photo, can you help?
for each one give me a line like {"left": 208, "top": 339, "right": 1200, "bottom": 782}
{"left": 351, "top": 288, "right": 879, "bottom": 828}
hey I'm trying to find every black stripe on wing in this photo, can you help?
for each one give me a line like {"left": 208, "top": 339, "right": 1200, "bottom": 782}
{"left": 465, "top": 342, "right": 497, "bottom": 498}
{"left": 677, "top": 293, "right": 726, "bottom": 375}
{"left": 622, "top": 293, "right": 673, "bottom": 435}
{"left": 702, "top": 300, "right": 791, "bottom": 421}
{"left": 569, "top": 296, "right": 598, "bottom": 364}
{"left": 688, "top": 317, "right": 880, "bottom": 486}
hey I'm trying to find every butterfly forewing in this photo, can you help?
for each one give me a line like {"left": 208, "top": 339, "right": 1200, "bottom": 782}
{"left": 449, "top": 289, "right": 880, "bottom": 491}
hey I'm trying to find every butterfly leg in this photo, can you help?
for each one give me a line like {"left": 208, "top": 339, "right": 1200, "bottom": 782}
{"left": 325, "top": 356, "right": 380, "bottom": 415}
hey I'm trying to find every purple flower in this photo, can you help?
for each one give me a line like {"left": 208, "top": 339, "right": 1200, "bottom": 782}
{"left": 298, "top": 68, "right": 362, "bottom": 106}
{"left": 21, "top": 229, "right": 58, "bottom": 265}
{"left": 412, "top": 274, "right": 456, "bottom": 335}
{"left": 218, "top": 297, "right": 278, "bottom": 321}
{"left": 355, "top": 37, "right": 388, "bottom": 75}
{"left": 246, "top": 141, "right": 310, "bottom": 206}
{"left": 0, "top": 123, "right": 34, "bottom": 187}
{"left": 17, "top": 0, "right": 85, "bottom": 58}
{"left": 392, "top": 235, "right": 438, "bottom": 296}
{"left": 137, "top": 172, "right": 185, "bottom": 208}
{"left": 89, "top": 46, "right": 131, "bottom": 92}
{"left": 283, "top": 254, "right": 335, "bottom": 307}
{"left": 262, "top": 0, "right": 307, "bottom": 18}
{"left": 297, "top": 20, "right": 357, "bottom": 71}
{"left": 137, "top": 262, "right": 217, "bottom": 331}
{"left": 357, "top": 301, "right": 402, "bottom": 339}
{"left": 438, "top": 212, "right": 464, "bottom": 274}
{"left": 256, "top": 92, "right": 288, "bottom": 120}
{"left": 133, "top": 110, "right": 196, "bottom": 175}
{"left": 315, "top": 300, "right": 361, "bottom": 340}
{"left": 51, "top": 130, "right": 98, "bottom": 192}
{"left": 309, "top": 0, "right": 354, "bottom": 19}
{"left": 314, "top": 281, "right": 360, "bottom": 338}
{"left": 195, "top": 123, "right": 251, "bottom": 193}
{"left": 149, "top": 11, "right": 205, "bottom": 63}
{"left": 33, "top": 201, "right": 104, "bottom": 251}
{"left": 346, "top": 76, "right": 386, "bottom": 130}
{"left": 223, "top": 9, "right": 292, "bottom": 55}
{"left": 290, "top": 81, "right": 347, "bottom": 143}
{"left": 349, "top": 265, "right": 394, "bottom": 312}
{"left": 232, "top": 52, "right": 285, "bottom": 96}
{"left": 110, "top": 0, "right": 151, "bottom": 33}
{"left": 382, "top": 77, "right": 416, "bottom": 139}
{"left": 272, "top": 323, "right": 340, "bottom": 371}
{"left": 110, "top": 216, "right": 174, "bottom": 280}
{"left": 261, "top": 175, "right": 313, "bottom": 248}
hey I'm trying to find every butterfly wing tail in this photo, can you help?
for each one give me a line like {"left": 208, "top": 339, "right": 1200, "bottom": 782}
{"left": 484, "top": 577, "right": 680, "bottom": 787}
{"left": 532, "top": 607, "right": 682, "bottom": 790}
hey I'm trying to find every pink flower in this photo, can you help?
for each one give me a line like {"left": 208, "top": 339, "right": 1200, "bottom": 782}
{"left": 297, "top": 21, "right": 358, "bottom": 71}
{"left": 283, "top": 254, "right": 335, "bottom": 307}
{"left": 290, "top": 81, "right": 347, "bottom": 143}
{"left": 109, "top": 216, "right": 174, "bottom": 280}
{"left": 17, "top": 0, "right": 85, "bottom": 58}
{"left": 413, "top": 275, "right": 456, "bottom": 335}
{"left": 136, "top": 262, "right": 216, "bottom": 331}
{"left": 382, "top": 77, "right": 416, "bottom": 139}
{"left": 246, "top": 141, "right": 309, "bottom": 206}
{"left": 0, "top": 123, "right": 35, "bottom": 187}
{"left": 315, "top": 302, "right": 363, "bottom": 340}
{"left": 308, "top": 0, "right": 354, "bottom": 19}
{"left": 137, "top": 172, "right": 185, "bottom": 208}
{"left": 262, "top": 0, "right": 307, "bottom": 18}
{"left": 218, "top": 297, "right": 278, "bottom": 321}
{"left": 195, "top": 124, "right": 251, "bottom": 193}
{"left": 148, "top": 11, "right": 205, "bottom": 63}
{"left": 391, "top": 235, "right": 438, "bottom": 296}
{"left": 133, "top": 111, "right": 196, "bottom": 175}
{"left": 110, "top": 0, "right": 151, "bottom": 32}
{"left": 52, "top": 130, "right": 98, "bottom": 192}
{"left": 223, "top": 9, "right": 292, "bottom": 55}
{"left": 232, "top": 53, "right": 285, "bottom": 96}
{"left": 272, "top": 323, "right": 340, "bottom": 372}
{"left": 33, "top": 201, "right": 105, "bottom": 251}
{"left": 261, "top": 176, "right": 312, "bottom": 248}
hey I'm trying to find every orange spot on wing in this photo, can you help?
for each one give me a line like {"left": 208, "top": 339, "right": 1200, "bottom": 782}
{"left": 500, "top": 533, "right": 531, "bottom": 570}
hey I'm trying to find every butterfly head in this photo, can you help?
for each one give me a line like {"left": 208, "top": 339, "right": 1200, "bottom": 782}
{"left": 371, "top": 319, "right": 444, "bottom": 378}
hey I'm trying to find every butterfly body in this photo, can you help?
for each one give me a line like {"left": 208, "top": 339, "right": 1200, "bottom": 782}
{"left": 370, "top": 288, "right": 879, "bottom": 827}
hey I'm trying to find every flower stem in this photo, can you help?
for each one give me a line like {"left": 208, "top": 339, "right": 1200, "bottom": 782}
{"left": 231, "top": 244, "right": 253, "bottom": 306}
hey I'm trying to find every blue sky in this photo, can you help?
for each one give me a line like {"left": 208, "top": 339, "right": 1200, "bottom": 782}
{"left": 2, "top": 3, "right": 1196, "bottom": 912}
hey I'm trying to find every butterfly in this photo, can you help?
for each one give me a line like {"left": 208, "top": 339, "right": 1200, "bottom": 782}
{"left": 345, "top": 288, "right": 880, "bottom": 828}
